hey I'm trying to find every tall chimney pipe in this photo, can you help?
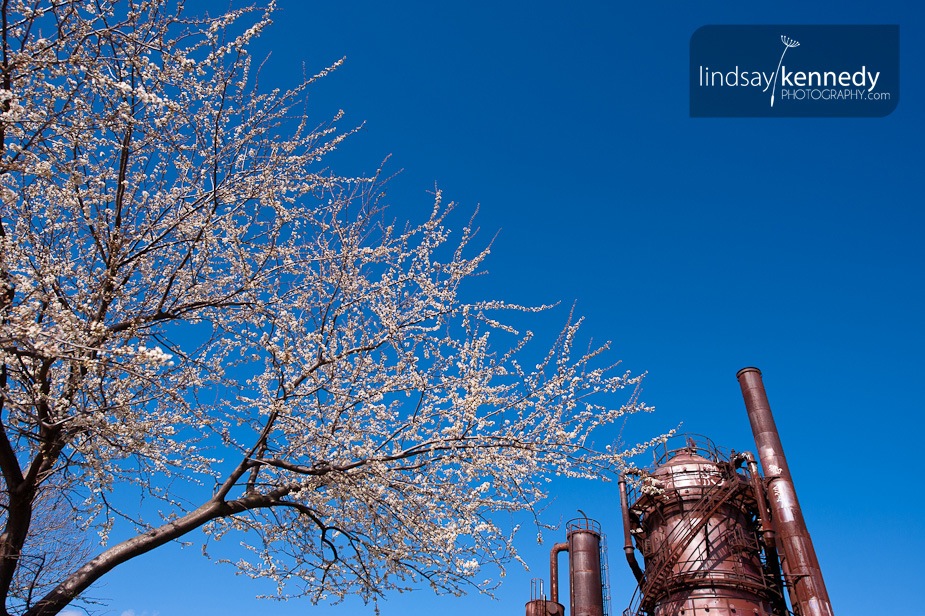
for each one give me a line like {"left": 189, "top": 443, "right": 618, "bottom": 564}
{"left": 736, "top": 367, "right": 834, "bottom": 616}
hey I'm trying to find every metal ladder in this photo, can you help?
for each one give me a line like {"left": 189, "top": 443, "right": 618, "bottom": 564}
{"left": 600, "top": 533, "right": 612, "bottom": 616}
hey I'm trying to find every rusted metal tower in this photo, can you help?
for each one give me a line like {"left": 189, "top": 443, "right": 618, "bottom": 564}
{"left": 614, "top": 367, "right": 833, "bottom": 616}
{"left": 525, "top": 517, "right": 608, "bottom": 616}
{"left": 619, "top": 437, "right": 785, "bottom": 616}
{"left": 524, "top": 368, "right": 833, "bottom": 616}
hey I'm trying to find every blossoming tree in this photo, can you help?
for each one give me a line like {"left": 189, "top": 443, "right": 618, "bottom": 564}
{"left": 0, "top": 2, "right": 654, "bottom": 614}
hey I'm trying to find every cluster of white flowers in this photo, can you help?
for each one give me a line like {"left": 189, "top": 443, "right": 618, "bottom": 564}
{"left": 132, "top": 345, "right": 175, "bottom": 367}
{"left": 640, "top": 476, "right": 667, "bottom": 496}
{"left": 0, "top": 0, "right": 662, "bottom": 611}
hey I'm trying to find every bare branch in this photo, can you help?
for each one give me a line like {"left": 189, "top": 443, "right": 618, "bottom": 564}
{"left": 0, "top": 1, "right": 658, "bottom": 614}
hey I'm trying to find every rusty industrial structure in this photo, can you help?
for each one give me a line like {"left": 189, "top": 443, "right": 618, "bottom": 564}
{"left": 523, "top": 368, "right": 833, "bottom": 616}
{"left": 525, "top": 517, "right": 608, "bottom": 616}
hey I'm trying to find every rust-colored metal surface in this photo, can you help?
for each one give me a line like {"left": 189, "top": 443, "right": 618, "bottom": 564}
{"left": 550, "top": 541, "right": 569, "bottom": 605}
{"left": 567, "top": 519, "right": 605, "bottom": 616}
{"left": 526, "top": 579, "right": 566, "bottom": 616}
{"left": 619, "top": 475, "right": 644, "bottom": 585}
{"left": 737, "top": 367, "right": 834, "bottom": 616}
{"left": 621, "top": 438, "right": 783, "bottom": 616}
{"left": 528, "top": 368, "right": 835, "bottom": 616}
{"left": 525, "top": 598, "right": 566, "bottom": 616}
{"left": 743, "top": 451, "right": 788, "bottom": 616}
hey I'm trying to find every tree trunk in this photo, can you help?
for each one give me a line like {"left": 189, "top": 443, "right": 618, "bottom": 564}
{"left": 24, "top": 500, "right": 229, "bottom": 616}
{"left": 0, "top": 486, "right": 33, "bottom": 616}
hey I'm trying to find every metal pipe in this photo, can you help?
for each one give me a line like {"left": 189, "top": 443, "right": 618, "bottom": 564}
{"left": 737, "top": 367, "right": 834, "bottom": 616}
{"left": 741, "top": 451, "right": 776, "bottom": 548}
{"left": 618, "top": 475, "right": 644, "bottom": 584}
{"left": 549, "top": 542, "right": 568, "bottom": 605}
{"left": 743, "top": 451, "right": 788, "bottom": 616}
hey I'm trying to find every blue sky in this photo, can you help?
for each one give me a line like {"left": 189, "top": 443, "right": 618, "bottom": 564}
{"left": 76, "top": 1, "right": 923, "bottom": 615}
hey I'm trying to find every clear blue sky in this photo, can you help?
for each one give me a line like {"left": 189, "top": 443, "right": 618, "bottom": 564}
{"left": 73, "top": 1, "right": 923, "bottom": 615}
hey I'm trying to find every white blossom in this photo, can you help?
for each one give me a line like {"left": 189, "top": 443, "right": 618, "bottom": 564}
{"left": 0, "top": 1, "right": 659, "bottom": 614}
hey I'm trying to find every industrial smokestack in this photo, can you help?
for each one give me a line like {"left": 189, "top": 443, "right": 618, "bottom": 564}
{"left": 737, "top": 367, "right": 834, "bottom": 616}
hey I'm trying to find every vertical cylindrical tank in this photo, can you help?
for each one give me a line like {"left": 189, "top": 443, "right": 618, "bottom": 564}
{"left": 737, "top": 367, "right": 834, "bottom": 616}
{"left": 566, "top": 519, "right": 604, "bottom": 616}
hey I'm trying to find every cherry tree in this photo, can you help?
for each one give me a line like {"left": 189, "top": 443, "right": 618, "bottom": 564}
{"left": 0, "top": 1, "right": 655, "bottom": 614}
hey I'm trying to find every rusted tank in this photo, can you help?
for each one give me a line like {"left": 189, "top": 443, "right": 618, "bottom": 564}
{"left": 525, "top": 518, "right": 605, "bottom": 616}
{"left": 525, "top": 598, "right": 565, "bottom": 616}
{"left": 620, "top": 438, "right": 782, "bottom": 616}
{"left": 526, "top": 578, "right": 565, "bottom": 616}
{"left": 567, "top": 519, "right": 605, "bottom": 616}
